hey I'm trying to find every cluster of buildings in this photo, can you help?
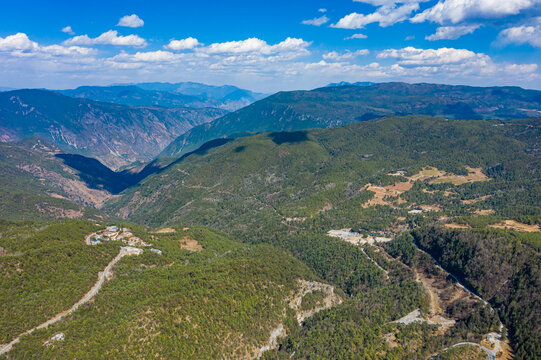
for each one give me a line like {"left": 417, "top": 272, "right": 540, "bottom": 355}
{"left": 87, "top": 225, "right": 162, "bottom": 255}
{"left": 89, "top": 226, "right": 151, "bottom": 247}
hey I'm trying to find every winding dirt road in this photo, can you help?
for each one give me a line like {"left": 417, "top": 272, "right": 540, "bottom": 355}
{"left": 0, "top": 247, "right": 130, "bottom": 356}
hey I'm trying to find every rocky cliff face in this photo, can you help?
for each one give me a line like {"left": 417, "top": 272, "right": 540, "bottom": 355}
{"left": 0, "top": 89, "right": 228, "bottom": 169}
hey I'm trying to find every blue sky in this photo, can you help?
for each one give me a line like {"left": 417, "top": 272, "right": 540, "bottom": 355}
{"left": 1, "top": 0, "right": 540, "bottom": 92}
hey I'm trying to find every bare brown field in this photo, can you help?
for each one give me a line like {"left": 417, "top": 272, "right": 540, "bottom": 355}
{"left": 154, "top": 228, "right": 176, "bottom": 234}
{"left": 362, "top": 182, "right": 413, "bottom": 208}
{"left": 474, "top": 209, "right": 495, "bottom": 215}
{"left": 429, "top": 167, "right": 490, "bottom": 185}
{"left": 420, "top": 204, "right": 442, "bottom": 212}
{"left": 408, "top": 167, "right": 446, "bottom": 181}
{"left": 180, "top": 237, "right": 203, "bottom": 252}
{"left": 444, "top": 223, "right": 471, "bottom": 229}
{"left": 489, "top": 220, "right": 540, "bottom": 232}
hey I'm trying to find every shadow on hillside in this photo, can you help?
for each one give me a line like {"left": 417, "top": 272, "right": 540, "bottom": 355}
{"left": 55, "top": 138, "right": 233, "bottom": 195}
{"left": 268, "top": 131, "right": 309, "bottom": 145}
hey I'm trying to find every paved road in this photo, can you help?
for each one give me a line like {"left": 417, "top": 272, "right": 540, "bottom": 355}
{"left": 0, "top": 247, "right": 127, "bottom": 356}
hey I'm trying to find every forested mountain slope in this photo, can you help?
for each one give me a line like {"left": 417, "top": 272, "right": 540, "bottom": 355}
{"left": 105, "top": 115, "right": 540, "bottom": 359}
{"left": 160, "top": 82, "right": 541, "bottom": 157}
{"left": 0, "top": 89, "right": 227, "bottom": 169}
{"left": 0, "top": 220, "right": 320, "bottom": 359}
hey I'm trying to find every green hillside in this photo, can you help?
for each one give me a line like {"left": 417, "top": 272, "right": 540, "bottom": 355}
{"left": 161, "top": 82, "right": 541, "bottom": 157}
{"left": 2, "top": 115, "right": 540, "bottom": 359}
{"left": 105, "top": 115, "right": 540, "bottom": 359}
{"left": 2, "top": 221, "right": 320, "bottom": 359}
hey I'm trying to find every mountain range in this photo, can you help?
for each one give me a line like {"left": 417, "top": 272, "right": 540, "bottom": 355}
{"left": 59, "top": 82, "right": 268, "bottom": 111}
{"left": 0, "top": 89, "right": 227, "bottom": 169}
{"left": 1, "top": 80, "right": 540, "bottom": 359}
{"left": 160, "top": 82, "right": 541, "bottom": 157}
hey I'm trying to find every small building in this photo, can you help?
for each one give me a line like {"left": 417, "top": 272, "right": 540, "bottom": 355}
{"left": 106, "top": 226, "right": 118, "bottom": 232}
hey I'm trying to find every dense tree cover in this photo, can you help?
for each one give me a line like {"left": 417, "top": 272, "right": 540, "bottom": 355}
{"left": 5, "top": 226, "right": 317, "bottom": 359}
{"left": 412, "top": 226, "right": 541, "bottom": 360}
{"left": 0, "top": 220, "right": 118, "bottom": 343}
{"left": 107, "top": 116, "right": 540, "bottom": 232}
{"left": 101, "top": 115, "right": 540, "bottom": 358}
{"left": 3, "top": 116, "right": 540, "bottom": 358}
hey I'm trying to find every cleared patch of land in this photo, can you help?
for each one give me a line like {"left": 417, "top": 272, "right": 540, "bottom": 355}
{"left": 462, "top": 195, "right": 492, "bottom": 205}
{"left": 488, "top": 220, "right": 540, "bottom": 232}
{"left": 361, "top": 181, "right": 412, "bottom": 208}
{"left": 444, "top": 223, "right": 472, "bottom": 229}
{"left": 153, "top": 227, "right": 176, "bottom": 234}
{"left": 327, "top": 229, "right": 392, "bottom": 245}
{"left": 180, "top": 237, "right": 203, "bottom": 252}
{"left": 429, "top": 167, "right": 489, "bottom": 185}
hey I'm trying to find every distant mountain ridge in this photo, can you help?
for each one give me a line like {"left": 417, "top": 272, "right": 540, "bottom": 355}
{"left": 0, "top": 89, "right": 227, "bottom": 169}
{"left": 326, "top": 81, "right": 377, "bottom": 87}
{"left": 59, "top": 82, "right": 268, "bottom": 111}
{"left": 160, "top": 82, "right": 541, "bottom": 158}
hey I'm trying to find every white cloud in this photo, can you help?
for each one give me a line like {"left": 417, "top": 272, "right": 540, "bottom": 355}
{"left": 201, "top": 37, "right": 311, "bottom": 56}
{"left": 426, "top": 24, "right": 481, "bottom": 40}
{"left": 61, "top": 26, "right": 75, "bottom": 35}
{"left": 0, "top": 33, "right": 39, "bottom": 53}
{"left": 377, "top": 46, "right": 488, "bottom": 65}
{"left": 41, "top": 45, "right": 96, "bottom": 56}
{"left": 63, "top": 30, "right": 147, "bottom": 47}
{"left": 345, "top": 33, "right": 368, "bottom": 39}
{"left": 332, "top": 3, "right": 420, "bottom": 28}
{"left": 497, "top": 24, "right": 541, "bottom": 47}
{"left": 302, "top": 15, "right": 330, "bottom": 26}
{"left": 111, "top": 50, "right": 179, "bottom": 63}
{"left": 405, "top": 35, "right": 415, "bottom": 40}
{"left": 165, "top": 37, "right": 200, "bottom": 50}
{"left": 319, "top": 8, "right": 327, "bottom": 13}
{"left": 322, "top": 49, "right": 370, "bottom": 60}
{"left": 353, "top": 0, "right": 427, "bottom": 5}
{"left": 0, "top": 32, "right": 96, "bottom": 59}
{"left": 117, "top": 14, "right": 144, "bottom": 28}
{"left": 412, "top": 0, "right": 539, "bottom": 24}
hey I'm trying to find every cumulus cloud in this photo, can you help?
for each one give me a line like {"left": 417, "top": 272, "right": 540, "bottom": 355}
{"left": 165, "top": 37, "right": 200, "bottom": 50}
{"left": 497, "top": 24, "right": 541, "bottom": 47}
{"left": 0, "top": 32, "right": 95, "bottom": 58}
{"left": 117, "top": 14, "right": 144, "bottom": 28}
{"left": 322, "top": 49, "right": 370, "bottom": 60}
{"left": 0, "top": 33, "right": 39, "bottom": 53}
{"left": 111, "top": 50, "right": 180, "bottom": 63}
{"left": 302, "top": 15, "right": 330, "bottom": 26}
{"left": 411, "top": 0, "right": 539, "bottom": 24}
{"left": 61, "top": 26, "right": 75, "bottom": 35}
{"left": 345, "top": 33, "right": 368, "bottom": 39}
{"left": 426, "top": 24, "right": 481, "bottom": 40}
{"left": 319, "top": 8, "right": 327, "bottom": 13}
{"left": 377, "top": 46, "right": 487, "bottom": 65}
{"left": 201, "top": 37, "right": 311, "bottom": 56}
{"left": 332, "top": 3, "right": 420, "bottom": 28}
{"left": 63, "top": 30, "right": 147, "bottom": 47}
